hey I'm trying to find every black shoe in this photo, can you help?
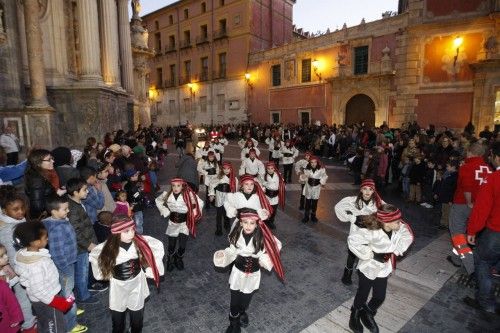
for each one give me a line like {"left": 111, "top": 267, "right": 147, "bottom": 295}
{"left": 299, "top": 205, "right": 304, "bottom": 211}
{"left": 166, "top": 255, "right": 175, "bottom": 272}
{"left": 174, "top": 253, "right": 184, "bottom": 270}
{"left": 360, "top": 305, "right": 379, "bottom": 333}
{"left": 301, "top": 216, "right": 309, "bottom": 223}
{"left": 311, "top": 215, "right": 318, "bottom": 223}
{"left": 226, "top": 314, "right": 241, "bottom": 333}
{"left": 89, "top": 282, "right": 108, "bottom": 292}
{"left": 349, "top": 307, "right": 363, "bottom": 333}
{"left": 341, "top": 267, "right": 353, "bottom": 286}
{"left": 463, "top": 296, "right": 495, "bottom": 313}
{"left": 239, "top": 312, "right": 249, "bottom": 327}
{"left": 438, "top": 225, "right": 448, "bottom": 230}
{"left": 446, "top": 255, "right": 461, "bottom": 267}
{"left": 215, "top": 229, "right": 223, "bottom": 236}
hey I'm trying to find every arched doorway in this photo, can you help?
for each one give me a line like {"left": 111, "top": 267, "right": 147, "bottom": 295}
{"left": 345, "top": 94, "right": 375, "bottom": 127}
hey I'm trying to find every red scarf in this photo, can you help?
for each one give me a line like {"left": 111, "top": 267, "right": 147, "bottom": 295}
{"left": 171, "top": 178, "right": 202, "bottom": 237}
{"left": 41, "top": 169, "right": 60, "bottom": 190}
{"left": 222, "top": 162, "right": 237, "bottom": 192}
{"left": 111, "top": 219, "right": 161, "bottom": 287}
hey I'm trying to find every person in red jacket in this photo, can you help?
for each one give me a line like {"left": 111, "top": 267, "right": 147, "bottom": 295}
{"left": 448, "top": 142, "right": 492, "bottom": 273}
{"left": 464, "top": 141, "right": 500, "bottom": 314}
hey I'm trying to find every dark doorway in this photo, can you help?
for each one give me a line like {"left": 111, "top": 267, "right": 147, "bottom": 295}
{"left": 299, "top": 111, "right": 310, "bottom": 125}
{"left": 345, "top": 94, "right": 375, "bottom": 127}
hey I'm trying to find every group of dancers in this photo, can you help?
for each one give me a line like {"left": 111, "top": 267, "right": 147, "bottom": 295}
{"left": 66, "top": 131, "right": 414, "bottom": 333}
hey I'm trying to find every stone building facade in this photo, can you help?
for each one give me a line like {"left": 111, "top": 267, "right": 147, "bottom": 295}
{"left": 0, "top": 0, "right": 140, "bottom": 148}
{"left": 141, "top": 0, "right": 296, "bottom": 126}
{"left": 247, "top": 0, "right": 500, "bottom": 131}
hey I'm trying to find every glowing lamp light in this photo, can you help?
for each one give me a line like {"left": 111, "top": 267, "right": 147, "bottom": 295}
{"left": 312, "top": 59, "right": 320, "bottom": 70}
{"left": 312, "top": 59, "right": 322, "bottom": 80}
{"left": 453, "top": 36, "right": 463, "bottom": 48}
{"left": 148, "top": 87, "right": 157, "bottom": 101}
{"left": 245, "top": 73, "right": 251, "bottom": 80}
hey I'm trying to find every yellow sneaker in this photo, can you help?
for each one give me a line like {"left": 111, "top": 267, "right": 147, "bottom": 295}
{"left": 70, "top": 324, "right": 88, "bottom": 333}
{"left": 76, "top": 308, "right": 85, "bottom": 316}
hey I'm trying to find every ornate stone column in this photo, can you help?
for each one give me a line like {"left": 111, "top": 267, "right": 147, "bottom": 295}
{"left": 117, "top": 0, "right": 134, "bottom": 93}
{"left": 77, "top": 0, "right": 102, "bottom": 80}
{"left": 99, "top": 0, "right": 120, "bottom": 85}
{"left": 23, "top": 0, "right": 49, "bottom": 107}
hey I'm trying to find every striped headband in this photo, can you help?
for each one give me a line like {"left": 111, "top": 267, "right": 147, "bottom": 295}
{"left": 376, "top": 209, "right": 402, "bottom": 223}
{"left": 266, "top": 161, "right": 277, "bottom": 169}
{"left": 207, "top": 151, "right": 215, "bottom": 156}
{"left": 170, "top": 178, "right": 184, "bottom": 184}
{"left": 248, "top": 148, "right": 257, "bottom": 154}
{"left": 361, "top": 179, "right": 376, "bottom": 190}
{"left": 240, "top": 175, "right": 255, "bottom": 183}
{"left": 222, "top": 161, "right": 232, "bottom": 168}
{"left": 111, "top": 218, "right": 135, "bottom": 234}
{"left": 239, "top": 212, "right": 260, "bottom": 221}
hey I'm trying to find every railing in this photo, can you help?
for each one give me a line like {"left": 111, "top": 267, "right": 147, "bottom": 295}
{"left": 179, "top": 76, "right": 191, "bottom": 85}
{"left": 164, "top": 44, "right": 177, "bottom": 53}
{"left": 196, "top": 35, "right": 210, "bottom": 45}
{"left": 212, "top": 70, "right": 226, "bottom": 79}
{"left": 164, "top": 78, "right": 176, "bottom": 88}
{"left": 179, "top": 39, "right": 192, "bottom": 49}
{"left": 213, "top": 29, "right": 227, "bottom": 40}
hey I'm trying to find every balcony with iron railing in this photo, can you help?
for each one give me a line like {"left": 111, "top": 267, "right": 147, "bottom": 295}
{"left": 213, "top": 29, "right": 227, "bottom": 40}
{"left": 164, "top": 78, "right": 176, "bottom": 88}
{"left": 165, "top": 44, "right": 177, "bottom": 53}
{"left": 196, "top": 35, "right": 210, "bottom": 45}
{"left": 212, "top": 69, "right": 227, "bottom": 80}
{"left": 199, "top": 70, "right": 209, "bottom": 81}
{"left": 179, "top": 39, "right": 192, "bottom": 49}
{"left": 179, "top": 75, "right": 191, "bottom": 85}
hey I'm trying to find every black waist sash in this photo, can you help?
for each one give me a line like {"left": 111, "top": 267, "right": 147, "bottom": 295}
{"left": 169, "top": 212, "right": 187, "bottom": 223}
{"left": 308, "top": 178, "right": 321, "bottom": 186}
{"left": 216, "top": 183, "right": 231, "bottom": 193}
{"left": 113, "top": 259, "right": 141, "bottom": 281}
{"left": 206, "top": 168, "right": 217, "bottom": 175}
{"left": 234, "top": 255, "right": 260, "bottom": 273}
{"left": 266, "top": 189, "right": 279, "bottom": 198}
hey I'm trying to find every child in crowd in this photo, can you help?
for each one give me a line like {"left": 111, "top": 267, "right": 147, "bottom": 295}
{"left": 261, "top": 162, "right": 285, "bottom": 230}
{"left": 300, "top": 156, "right": 328, "bottom": 223}
{"left": 240, "top": 139, "right": 261, "bottom": 161}
{"left": 399, "top": 156, "right": 412, "bottom": 199}
{"left": 90, "top": 216, "right": 164, "bottom": 333}
{"left": 239, "top": 148, "right": 265, "bottom": 178}
{"left": 81, "top": 167, "right": 105, "bottom": 226}
{"left": 94, "top": 211, "right": 113, "bottom": 243}
{"left": 96, "top": 163, "right": 116, "bottom": 213}
{"left": 0, "top": 187, "right": 37, "bottom": 330}
{"left": 66, "top": 178, "right": 99, "bottom": 304}
{"left": 408, "top": 155, "right": 425, "bottom": 203}
{"left": 348, "top": 205, "right": 413, "bottom": 333}
{"left": 14, "top": 221, "right": 75, "bottom": 333}
{"left": 114, "top": 190, "right": 132, "bottom": 217}
{"left": 280, "top": 140, "right": 299, "bottom": 183}
{"left": 43, "top": 195, "right": 87, "bottom": 333}
{"left": 0, "top": 252, "right": 23, "bottom": 333}
{"left": 334, "top": 179, "right": 384, "bottom": 286}
{"left": 213, "top": 212, "right": 283, "bottom": 333}
{"left": 435, "top": 160, "right": 459, "bottom": 230}
{"left": 294, "top": 151, "right": 311, "bottom": 210}
{"left": 197, "top": 151, "right": 220, "bottom": 209}
{"left": 0, "top": 243, "right": 18, "bottom": 287}
{"left": 156, "top": 178, "right": 203, "bottom": 272}
{"left": 209, "top": 162, "right": 239, "bottom": 235}
{"left": 420, "top": 159, "right": 437, "bottom": 208}
{"left": 124, "top": 170, "right": 145, "bottom": 234}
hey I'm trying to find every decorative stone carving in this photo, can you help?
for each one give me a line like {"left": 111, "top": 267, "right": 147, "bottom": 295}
{"left": 484, "top": 35, "right": 498, "bottom": 59}
{"left": 131, "top": 0, "right": 141, "bottom": 20}
{"left": 381, "top": 45, "right": 393, "bottom": 73}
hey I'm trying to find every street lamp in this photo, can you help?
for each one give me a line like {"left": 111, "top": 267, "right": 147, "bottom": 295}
{"left": 245, "top": 72, "right": 253, "bottom": 89}
{"left": 312, "top": 59, "right": 322, "bottom": 81}
{"left": 453, "top": 36, "right": 463, "bottom": 68}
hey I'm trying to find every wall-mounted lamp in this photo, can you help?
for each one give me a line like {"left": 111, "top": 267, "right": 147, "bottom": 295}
{"left": 245, "top": 72, "right": 253, "bottom": 89}
{"left": 187, "top": 82, "right": 195, "bottom": 97}
{"left": 148, "top": 87, "right": 158, "bottom": 101}
{"left": 312, "top": 59, "right": 322, "bottom": 81}
{"left": 453, "top": 36, "right": 463, "bottom": 68}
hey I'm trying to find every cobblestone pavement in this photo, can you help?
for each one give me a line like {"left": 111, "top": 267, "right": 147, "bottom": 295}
{"left": 78, "top": 142, "right": 499, "bottom": 332}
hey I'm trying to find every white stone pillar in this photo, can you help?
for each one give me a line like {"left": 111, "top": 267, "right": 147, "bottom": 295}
{"left": 77, "top": 0, "right": 102, "bottom": 80}
{"left": 23, "top": 0, "right": 49, "bottom": 107}
{"left": 99, "top": 0, "right": 120, "bottom": 85}
{"left": 117, "top": 0, "right": 134, "bottom": 92}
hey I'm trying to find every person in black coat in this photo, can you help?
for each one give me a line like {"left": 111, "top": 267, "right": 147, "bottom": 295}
{"left": 435, "top": 160, "right": 459, "bottom": 229}
{"left": 24, "top": 149, "right": 65, "bottom": 219}
{"left": 175, "top": 152, "right": 199, "bottom": 193}
{"left": 408, "top": 155, "right": 425, "bottom": 203}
